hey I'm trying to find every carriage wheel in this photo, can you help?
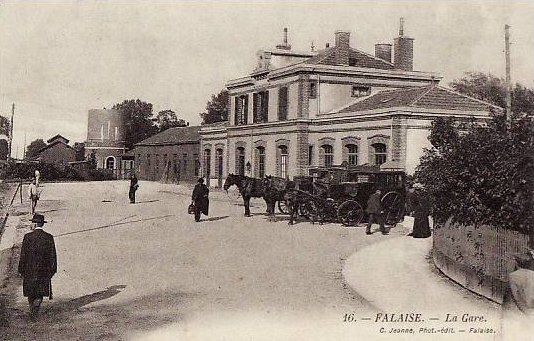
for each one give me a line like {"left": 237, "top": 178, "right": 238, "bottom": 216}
{"left": 278, "top": 200, "right": 288, "bottom": 214}
{"left": 381, "top": 191, "right": 405, "bottom": 225}
{"left": 301, "top": 200, "right": 319, "bottom": 222}
{"left": 337, "top": 200, "right": 364, "bottom": 226}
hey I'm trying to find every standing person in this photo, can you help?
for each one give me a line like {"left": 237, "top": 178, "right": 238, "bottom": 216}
{"left": 408, "top": 183, "right": 432, "bottom": 238}
{"left": 34, "top": 169, "right": 40, "bottom": 187}
{"left": 18, "top": 214, "right": 57, "bottom": 321}
{"left": 191, "top": 178, "right": 209, "bottom": 222}
{"left": 366, "top": 189, "right": 387, "bottom": 235}
{"left": 129, "top": 173, "right": 139, "bottom": 204}
{"left": 28, "top": 179, "right": 39, "bottom": 215}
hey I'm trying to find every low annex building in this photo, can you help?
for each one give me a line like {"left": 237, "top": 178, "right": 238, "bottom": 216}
{"left": 200, "top": 20, "right": 497, "bottom": 186}
{"left": 35, "top": 134, "right": 76, "bottom": 165}
{"left": 133, "top": 126, "right": 200, "bottom": 183}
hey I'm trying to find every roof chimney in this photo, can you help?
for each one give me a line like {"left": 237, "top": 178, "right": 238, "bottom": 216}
{"left": 334, "top": 31, "right": 350, "bottom": 65}
{"left": 375, "top": 43, "right": 392, "bottom": 63}
{"left": 393, "top": 18, "right": 414, "bottom": 71}
{"left": 276, "top": 27, "right": 292, "bottom": 50}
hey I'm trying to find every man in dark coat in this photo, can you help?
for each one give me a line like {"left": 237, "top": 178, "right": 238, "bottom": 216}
{"left": 192, "top": 178, "right": 209, "bottom": 222}
{"left": 366, "top": 189, "right": 387, "bottom": 235}
{"left": 129, "top": 173, "right": 139, "bottom": 204}
{"left": 18, "top": 214, "right": 57, "bottom": 321}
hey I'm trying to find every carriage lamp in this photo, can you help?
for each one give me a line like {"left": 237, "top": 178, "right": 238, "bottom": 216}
{"left": 246, "top": 161, "right": 251, "bottom": 173}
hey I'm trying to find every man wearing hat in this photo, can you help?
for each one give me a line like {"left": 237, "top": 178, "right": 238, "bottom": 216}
{"left": 18, "top": 213, "right": 57, "bottom": 321}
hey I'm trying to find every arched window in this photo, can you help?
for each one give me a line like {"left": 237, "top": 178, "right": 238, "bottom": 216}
{"left": 256, "top": 146, "right": 266, "bottom": 178}
{"left": 346, "top": 144, "right": 358, "bottom": 165}
{"left": 278, "top": 145, "right": 288, "bottom": 179}
{"left": 216, "top": 148, "right": 224, "bottom": 177}
{"left": 321, "top": 145, "right": 334, "bottom": 167}
{"left": 372, "top": 143, "right": 387, "bottom": 165}
{"left": 236, "top": 147, "right": 245, "bottom": 175}
{"left": 203, "top": 149, "right": 211, "bottom": 178}
{"left": 105, "top": 156, "right": 115, "bottom": 170}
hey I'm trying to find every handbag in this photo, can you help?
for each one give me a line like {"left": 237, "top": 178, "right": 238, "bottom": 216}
{"left": 188, "top": 202, "right": 195, "bottom": 214}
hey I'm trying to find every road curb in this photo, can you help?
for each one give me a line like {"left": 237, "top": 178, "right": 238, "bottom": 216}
{"left": 0, "top": 183, "right": 23, "bottom": 289}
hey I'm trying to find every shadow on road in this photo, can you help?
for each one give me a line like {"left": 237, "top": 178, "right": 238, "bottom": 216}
{"left": 54, "top": 214, "right": 174, "bottom": 238}
{"left": 3, "top": 290, "right": 196, "bottom": 340}
{"left": 45, "top": 285, "right": 127, "bottom": 315}
{"left": 203, "top": 216, "right": 229, "bottom": 222}
{"left": 134, "top": 200, "right": 160, "bottom": 204}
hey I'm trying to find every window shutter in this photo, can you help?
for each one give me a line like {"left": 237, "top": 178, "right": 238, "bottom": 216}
{"left": 243, "top": 95, "right": 249, "bottom": 124}
{"left": 253, "top": 93, "right": 258, "bottom": 123}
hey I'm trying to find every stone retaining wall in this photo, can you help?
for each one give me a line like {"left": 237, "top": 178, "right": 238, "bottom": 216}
{"left": 433, "top": 218, "right": 529, "bottom": 304}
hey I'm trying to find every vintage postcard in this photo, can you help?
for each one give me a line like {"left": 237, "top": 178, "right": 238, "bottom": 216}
{"left": 0, "top": 1, "right": 533, "bottom": 340}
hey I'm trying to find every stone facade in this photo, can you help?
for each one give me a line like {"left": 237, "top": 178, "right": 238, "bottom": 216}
{"left": 84, "top": 108, "right": 127, "bottom": 170}
{"left": 199, "top": 25, "right": 496, "bottom": 185}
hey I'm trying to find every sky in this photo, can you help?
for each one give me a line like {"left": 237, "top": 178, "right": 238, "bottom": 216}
{"left": 1, "top": 1, "right": 533, "bottom": 158}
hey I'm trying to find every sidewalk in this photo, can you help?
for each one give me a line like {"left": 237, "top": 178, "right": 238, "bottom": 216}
{"left": 342, "top": 220, "right": 504, "bottom": 340}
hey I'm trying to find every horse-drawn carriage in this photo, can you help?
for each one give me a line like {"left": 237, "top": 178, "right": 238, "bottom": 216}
{"left": 223, "top": 164, "right": 406, "bottom": 226}
{"left": 280, "top": 165, "right": 406, "bottom": 226}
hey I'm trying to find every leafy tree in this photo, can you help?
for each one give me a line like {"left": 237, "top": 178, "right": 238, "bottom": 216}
{"left": 25, "top": 139, "right": 47, "bottom": 159}
{"left": 112, "top": 99, "right": 158, "bottom": 150}
{"left": 154, "top": 109, "right": 188, "bottom": 132}
{"left": 0, "top": 116, "right": 10, "bottom": 137}
{"left": 74, "top": 142, "right": 85, "bottom": 161}
{"left": 450, "top": 72, "right": 534, "bottom": 115}
{"left": 415, "top": 113, "right": 534, "bottom": 234}
{"left": 200, "top": 89, "right": 229, "bottom": 124}
{"left": 0, "top": 139, "right": 8, "bottom": 160}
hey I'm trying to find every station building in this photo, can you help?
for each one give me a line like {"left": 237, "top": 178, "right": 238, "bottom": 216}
{"left": 200, "top": 21, "right": 497, "bottom": 187}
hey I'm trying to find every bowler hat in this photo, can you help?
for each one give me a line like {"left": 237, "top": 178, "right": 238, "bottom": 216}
{"left": 30, "top": 214, "right": 47, "bottom": 224}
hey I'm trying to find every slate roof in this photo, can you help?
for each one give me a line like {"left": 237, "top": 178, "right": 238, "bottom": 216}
{"left": 338, "top": 85, "right": 497, "bottom": 113}
{"left": 135, "top": 126, "right": 200, "bottom": 146}
{"left": 305, "top": 47, "right": 394, "bottom": 70}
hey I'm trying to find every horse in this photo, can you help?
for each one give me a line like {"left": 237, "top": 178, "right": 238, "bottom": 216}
{"left": 223, "top": 174, "right": 267, "bottom": 217}
{"left": 262, "top": 175, "right": 300, "bottom": 224}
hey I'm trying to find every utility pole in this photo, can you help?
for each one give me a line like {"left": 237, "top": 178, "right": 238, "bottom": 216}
{"left": 504, "top": 24, "right": 512, "bottom": 128}
{"left": 8, "top": 103, "right": 14, "bottom": 161}
{"left": 23, "top": 131, "right": 27, "bottom": 160}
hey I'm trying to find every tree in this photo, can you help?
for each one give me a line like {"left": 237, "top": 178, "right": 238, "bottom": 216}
{"left": 0, "top": 116, "right": 10, "bottom": 137}
{"left": 25, "top": 139, "right": 47, "bottom": 159}
{"left": 154, "top": 109, "right": 188, "bottom": 132}
{"left": 0, "top": 139, "right": 8, "bottom": 160}
{"left": 415, "top": 113, "right": 534, "bottom": 233}
{"left": 200, "top": 89, "right": 229, "bottom": 124}
{"left": 450, "top": 72, "right": 534, "bottom": 115}
{"left": 112, "top": 99, "right": 158, "bottom": 150}
{"left": 74, "top": 142, "right": 85, "bottom": 161}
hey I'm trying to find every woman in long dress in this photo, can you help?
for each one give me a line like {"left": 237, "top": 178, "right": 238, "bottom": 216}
{"left": 408, "top": 184, "right": 431, "bottom": 238}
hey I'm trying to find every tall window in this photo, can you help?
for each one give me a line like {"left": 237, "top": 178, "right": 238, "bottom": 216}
{"left": 155, "top": 154, "right": 159, "bottom": 172}
{"left": 308, "top": 145, "right": 313, "bottom": 166}
{"left": 105, "top": 156, "right": 115, "bottom": 170}
{"left": 256, "top": 146, "right": 266, "bottom": 178}
{"left": 346, "top": 144, "right": 358, "bottom": 165}
{"left": 309, "top": 82, "right": 317, "bottom": 99}
{"left": 147, "top": 154, "right": 151, "bottom": 167}
{"left": 236, "top": 147, "right": 245, "bottom": 175}
{"left": 216, "top": 149, "right": 223, "bottom": 177}
{"left": 278, "top": 87, "right": 288, "bottom": 121}
{"left": 234, "top": 95, "right": 248, "bottom": 125}
{"left": 203, "top": 149, "right": 211, "bottom": 178}
{"left": 253, "top": 90, "right": 269, "bottom": 123}
{"left": 372, "top": 143, "right": 387, "bottom": 165}
{"left": 194, "top": 154, "right": 199, "bottom": 176}
{"left": 279, "top": 145, "right": 288, "bottom": 179}
{"left": 182, "top": 153, "right": 188, "bottom": 173}
{"left": 322, "top": 145, "right": 334, "bottom": 167}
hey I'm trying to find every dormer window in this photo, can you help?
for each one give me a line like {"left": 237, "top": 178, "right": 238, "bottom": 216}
{"left": 351, "top": 86, "right": 371, "bottom": 97}
{"left": 349, "top": 57, "right": 357, "bottom": 66}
